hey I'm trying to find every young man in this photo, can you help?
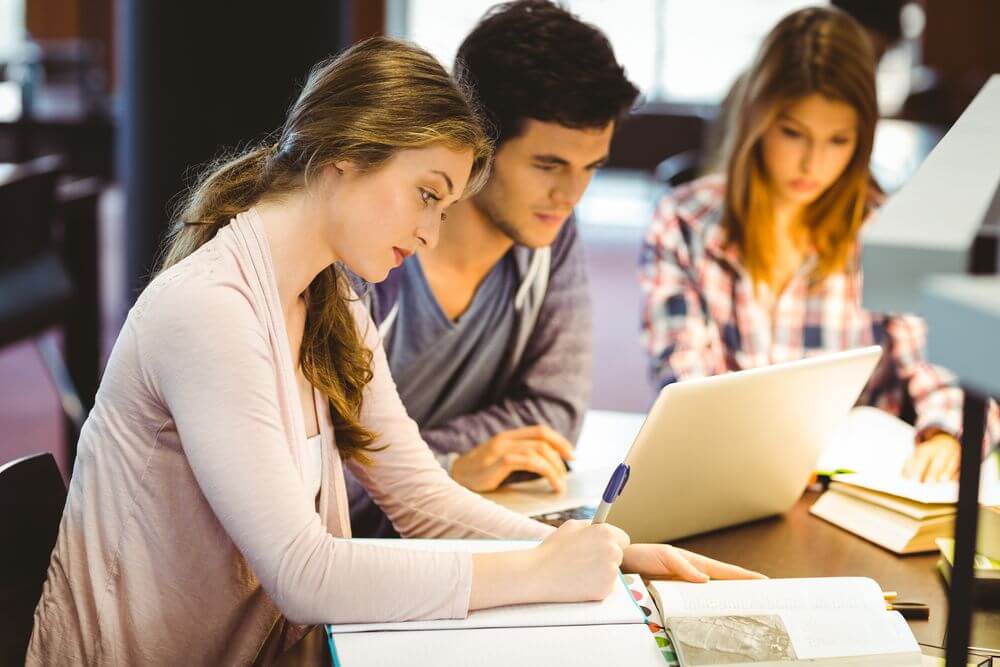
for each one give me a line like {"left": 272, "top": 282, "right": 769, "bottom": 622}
{"left": 346, "top": 0, "right": 639, "bottom": 536}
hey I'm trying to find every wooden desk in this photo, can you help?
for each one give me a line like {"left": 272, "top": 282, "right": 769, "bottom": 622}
{"left": 673, "top": 490, "right": 1000, "bottom": 652}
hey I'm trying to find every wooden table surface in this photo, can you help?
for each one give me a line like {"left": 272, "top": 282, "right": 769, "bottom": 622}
{"left": 673, "top": 490, "right": 1000, "bottom": 651}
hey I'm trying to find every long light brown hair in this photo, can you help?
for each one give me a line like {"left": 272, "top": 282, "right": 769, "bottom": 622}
{"left": 722, "top": 7, "right": 878, "bottom": 288}
{"left": 158, "top": 37, "right": 493, "bottom": 463}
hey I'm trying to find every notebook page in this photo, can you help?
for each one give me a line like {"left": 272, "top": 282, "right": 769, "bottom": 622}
{"left": 330, "top": 539, "right": 644, "bottom": 633}
{"left": 330, "top": 623, "right": 666, "bottom": 667}
{"left": 650, "top": 577, "right": 885, "bottom": 617}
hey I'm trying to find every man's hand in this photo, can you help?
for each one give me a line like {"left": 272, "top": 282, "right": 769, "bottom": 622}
{"left": 451, "top": 425, "right": 574, "bottom": 492}
{"left": 902, "top": 432, "right": 961, "bottom": 482}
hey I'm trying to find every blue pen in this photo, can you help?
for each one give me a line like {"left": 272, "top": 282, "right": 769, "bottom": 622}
{"left": 592, "top": 463, "right": 630, "bottom": 524}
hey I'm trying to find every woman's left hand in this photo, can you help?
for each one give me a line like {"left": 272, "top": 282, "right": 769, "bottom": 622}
{"left": 621, "top": 543, "right": 766, "bottom": 582}
{"left": 902, "top": 433, "right": 961, "bottom": 482}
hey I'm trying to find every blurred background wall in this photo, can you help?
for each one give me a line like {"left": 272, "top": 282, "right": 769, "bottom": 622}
{"left": 0, "top": 0, "right": 997, "bottom": 477}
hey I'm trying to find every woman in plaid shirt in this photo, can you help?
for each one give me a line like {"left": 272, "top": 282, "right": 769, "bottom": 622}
{"left": 640, "top": 7, "right": 997, "bottom": 482}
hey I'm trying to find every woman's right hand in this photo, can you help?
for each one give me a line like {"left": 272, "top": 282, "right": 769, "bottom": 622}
{"left": 529, "top": 520, "right": 631, "bottom": 602}
{"left": 469, "top": 520, "right": 630, "bottom": 611}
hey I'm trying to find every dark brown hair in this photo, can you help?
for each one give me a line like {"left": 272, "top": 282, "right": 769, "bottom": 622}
{"left": 455, "top": 0, "right": 639, "bottom": 146}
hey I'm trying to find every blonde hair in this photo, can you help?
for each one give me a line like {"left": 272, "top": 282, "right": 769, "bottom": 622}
{"left": 158, "top": 37, "right": 493, "bottom": 463}
{"left": 722, "top": 6, "right": 877, "bottom": 288}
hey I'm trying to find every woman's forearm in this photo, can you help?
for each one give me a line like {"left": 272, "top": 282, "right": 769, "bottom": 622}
{"left": 469, "top": 549, "right": 539, "bottom": 611}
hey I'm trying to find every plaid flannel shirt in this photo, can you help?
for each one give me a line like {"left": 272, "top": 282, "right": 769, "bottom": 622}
{"left": 640, "top": 175, "right": 999, "bottom": 447}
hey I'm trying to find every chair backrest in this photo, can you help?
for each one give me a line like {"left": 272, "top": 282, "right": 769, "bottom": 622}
{"left": 653, "top": 149, "right": 703, "bottom": 190}
{"left": 0, "top": 154, "right": 63, "bottom": 269}
{"left": 0, "top": 452, "right": 67, "bottom": 665}
{"left": 0, "top": 154, "right": 73, "bottom": 347}
{"left": 608, "top": 108, "right": 711, "bottom": 172}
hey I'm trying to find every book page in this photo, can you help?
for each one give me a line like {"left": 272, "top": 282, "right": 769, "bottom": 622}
{"left": 816, "top": 407, "right": 914, "bottom": 475}
{"left": 330, "top": 623, "right": 666, "bottom": 667}
{"left": 330, "top": 539, "right": 644, "bottom": 633}
{"left": 780, "top": 609, "right": 919, "bottom": 659}
{"left": 650, "top": 577, "right": 885, "bottom": 617}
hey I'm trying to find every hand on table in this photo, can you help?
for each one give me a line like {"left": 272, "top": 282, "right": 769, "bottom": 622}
{"left": 621, "top": 543, "right": 767, "bottom": 582}
{"left": 451, "top": 425, "right": 573, "bottom": 492}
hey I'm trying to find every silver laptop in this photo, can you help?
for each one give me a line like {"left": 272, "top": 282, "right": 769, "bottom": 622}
{"left": 533, "top": 346, "right": 883, "bottom": 543}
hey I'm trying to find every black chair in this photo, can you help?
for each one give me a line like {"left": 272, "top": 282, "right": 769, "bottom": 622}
{"left": 608, "top": 107, "right": 711, "bottom": 172}
{"left": 0, "top": 154, "right": 86, "bottom": 436}
{"left": 0, "top": 453, "right": 67, "bottom": 664}
{"left": 653, "top": 149, "right": 703, "bottom": 190}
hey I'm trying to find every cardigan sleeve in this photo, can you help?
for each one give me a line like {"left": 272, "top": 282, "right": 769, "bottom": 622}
{"left": 143, "top": 276, "right": 546, "bottom": 626}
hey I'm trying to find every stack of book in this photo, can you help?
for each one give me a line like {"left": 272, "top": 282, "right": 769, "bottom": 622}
{"left": 809, "top": 474, "right": 956, "bottom": 554}
{"left": 811, "top": 407, "right": 1000, "bottom": 555}
{"left": 980, "top": 504, "right": 1000, "bottom": 561}
{"left": 935, "top": 537, "right": 1000, "bottom": 607}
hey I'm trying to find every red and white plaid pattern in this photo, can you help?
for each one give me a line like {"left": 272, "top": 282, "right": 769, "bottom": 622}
{"left": 640, "top": 175, "right": 999, "bottom": 448}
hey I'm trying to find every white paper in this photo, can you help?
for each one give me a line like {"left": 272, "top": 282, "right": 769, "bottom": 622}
{"left": 332, "top": 539, "right": 643, "bottom": 633}
{"left": 330, "top": 623, "right": 666, "bottom": 667}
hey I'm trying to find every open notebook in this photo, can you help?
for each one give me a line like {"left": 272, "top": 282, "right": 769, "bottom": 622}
{"left": 325, "top": 539, "right": 665, "bottom": 666}
{"left": 650, "top": 577, "right": 922, "bottom": 666}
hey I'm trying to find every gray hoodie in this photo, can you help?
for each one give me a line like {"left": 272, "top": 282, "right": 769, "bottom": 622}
{"left": 346, "top": 219, "right": 593, "bottom": 536}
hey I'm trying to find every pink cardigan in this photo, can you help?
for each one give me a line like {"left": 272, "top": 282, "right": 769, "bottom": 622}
{"left": 27, "top": 210, "right": 551, "bottom": 665}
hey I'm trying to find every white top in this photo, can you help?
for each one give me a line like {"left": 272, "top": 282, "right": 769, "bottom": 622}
{"left": 304, "top": 433, "right": 323, "bottom": 500}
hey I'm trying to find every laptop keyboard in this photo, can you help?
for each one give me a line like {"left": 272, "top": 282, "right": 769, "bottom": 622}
{"left": 531, "top": 505, "right": 596, "bottom": 527}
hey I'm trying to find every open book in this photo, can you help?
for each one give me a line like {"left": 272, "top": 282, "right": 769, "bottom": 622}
{"left": 324, "top": 539, "right": 666, "bottom": 666}
{"left": 650, "top": 577, "right": 922, "bottom": 666}
{"left": 816, "top": 407, "right": 916, "bottom": 476}
{"left": 817, "top": 407, "right": 1000, "bottom": 505}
